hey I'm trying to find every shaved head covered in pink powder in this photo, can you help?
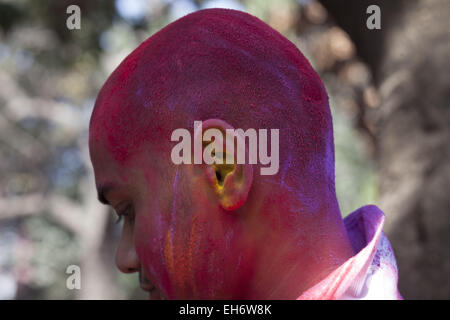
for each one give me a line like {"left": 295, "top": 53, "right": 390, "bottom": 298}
{"left": 89, "top": 8, "right": 355, "bottom": 299}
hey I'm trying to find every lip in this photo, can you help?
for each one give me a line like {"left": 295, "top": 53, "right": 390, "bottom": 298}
{"left": 139, "top": 270, "right": 155, "bottom": 292}
{"left": 141, "top": 283, "right": 164, "bottom": 300}
{"left": 140, "top": 283, "right": 156, "bottom": 292}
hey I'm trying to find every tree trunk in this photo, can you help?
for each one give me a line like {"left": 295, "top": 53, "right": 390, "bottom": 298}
{"left": 320, "top": 0, "right": 450, "bottom": 299}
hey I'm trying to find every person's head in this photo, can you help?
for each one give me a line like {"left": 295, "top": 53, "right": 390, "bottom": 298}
{"left": 89, "top": 8, "right": 353, "bottom": 299}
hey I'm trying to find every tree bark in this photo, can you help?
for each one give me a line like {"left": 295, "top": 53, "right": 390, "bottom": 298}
{"left": 320, "top": 0, "right": 450, "bottom": 299}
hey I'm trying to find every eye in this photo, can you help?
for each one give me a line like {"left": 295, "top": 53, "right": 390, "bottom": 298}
{"left": 115, "top": 204, "right": 134, "bottom": 224}
{"left": 115, "top": 214, "right": 123, "bottom": 224}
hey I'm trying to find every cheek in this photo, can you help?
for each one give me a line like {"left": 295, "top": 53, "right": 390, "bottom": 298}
{"left": 133, "top": 167, "right": 196, "bottom": 298}
{"left": 134, "top": 165, "right": 250, "bottom": 298}
{"left": 134, "top": 192, "right": 173, "bottom": 297}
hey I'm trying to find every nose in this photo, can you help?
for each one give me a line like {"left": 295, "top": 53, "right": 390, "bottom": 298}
{"left": 115, "top": 222, "right": 140, "bottom": 273}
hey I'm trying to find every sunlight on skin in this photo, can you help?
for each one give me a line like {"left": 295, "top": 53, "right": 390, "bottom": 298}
{"left": 90, "top": 141, "right": 352, "bottom": 299}
{"left": 89, "top": 9, "right": 355, "bottom": 299}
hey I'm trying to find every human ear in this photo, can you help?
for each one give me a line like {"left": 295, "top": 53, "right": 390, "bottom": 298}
{"left": 193, "top": 119, "right": 253, "bottom": 211}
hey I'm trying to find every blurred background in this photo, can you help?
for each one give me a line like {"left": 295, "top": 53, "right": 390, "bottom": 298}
{"left": 0, "top": 0, "right": 448, "bottom": 299}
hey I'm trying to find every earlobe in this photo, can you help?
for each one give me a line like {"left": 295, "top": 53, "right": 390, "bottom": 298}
{"left": 205, "top": 158, "right": 253, "bottom": 211}
{"left": 195, "top": 119, "right": 254, "bottom": 211}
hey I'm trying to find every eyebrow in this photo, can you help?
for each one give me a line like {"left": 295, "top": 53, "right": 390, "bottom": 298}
{"left": 97, "top": 183, "right": 115, "bottom": 205}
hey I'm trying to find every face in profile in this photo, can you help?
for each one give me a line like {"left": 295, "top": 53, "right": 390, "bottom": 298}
{"left": 89, "top": 8, "right": 353, "bottom": 300}
{"left": 91, "top": 121, "right": 262, "bottom": 299}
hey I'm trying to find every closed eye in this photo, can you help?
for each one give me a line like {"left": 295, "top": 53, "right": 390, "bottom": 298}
{"left": 115, "top": 204, "right": 134, "bottom": 224}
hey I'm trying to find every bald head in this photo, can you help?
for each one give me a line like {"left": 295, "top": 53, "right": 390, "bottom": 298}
{"left": 90, "top": 8, "right": 334, "bottom": 193}
{"left": 89, "top": 9, "right": 351, "bottom": 299}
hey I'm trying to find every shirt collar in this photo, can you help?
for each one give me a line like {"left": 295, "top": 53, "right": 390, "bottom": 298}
{"left": 297, "top": 205, "right": 394, "bottom": 299}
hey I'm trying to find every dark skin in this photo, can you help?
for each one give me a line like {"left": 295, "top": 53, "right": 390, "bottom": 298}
{"left": 90, "top": 118, "right": 354, "bottom": 299}
{"left": 89, "top": 8, "right": 356, "bottom": 299}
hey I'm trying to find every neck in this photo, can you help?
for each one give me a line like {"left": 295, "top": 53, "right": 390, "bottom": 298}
{"left": 244, "top": 179, "right": 354, "bottom": 299}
